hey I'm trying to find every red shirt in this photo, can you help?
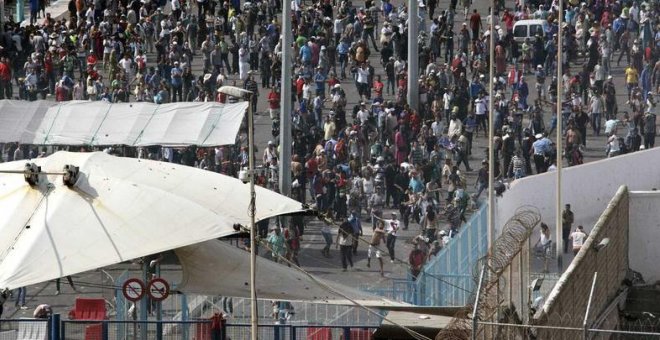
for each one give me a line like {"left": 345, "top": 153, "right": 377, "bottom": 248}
{"left": 296, "top": 78, "right": 305, "bottom": 96}
{"left": 328, "top": 77, "right": 339, "bottom": 89}
{"left": 373, "top": 81, "right": 384, "bottom": 97}
{"left": 469, "top": 13, "right": 481, "bottom": 30}
{"left": 55, "top": 86, "right": 68, "bottom": 102}
{"left": 268, "top": 91, "right": 280, "bottom": 109}
{"left": 0, "top": 62, "right": 10, "bottom": 81}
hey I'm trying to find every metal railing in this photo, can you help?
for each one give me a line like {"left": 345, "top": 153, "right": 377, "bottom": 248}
{"left": 360, "top": 204, "right": 489, "bottom": 307}
{"left": 0, "top": 318, "right": 49, "bottom": 340}
{"left": 0, "top": 318, "right": 378, "bottom": 340}
{"left": 224, "top": 324, "right": 377, "bottom": 340}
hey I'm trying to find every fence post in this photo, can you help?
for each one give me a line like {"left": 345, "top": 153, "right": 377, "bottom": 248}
{"left": 472, "top": 263, "right": 487, "bottom": 340}
{"left": 290, "top": 326, "right": 296, "bottom": 340}
{"left": 50, "top": 313, "right": 60, "bottom": 340}
{"left": 156, "top": 320, "right": 163, "bottom": 340}
{"left": 102, "top": 321, "right": 109, "bottom": 340}
{"left": 274, "top": 324, "right": 279, "bottom": 340}
{"left": 583, "top": 272, "right": 598, "bottom": 340}
{"left": 60, "top": 320, "right": 65, "bottom": 340}
{"left": 343, "top": 327, "right": 350, "bottom": 340}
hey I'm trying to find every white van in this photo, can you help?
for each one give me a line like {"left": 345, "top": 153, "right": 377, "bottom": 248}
{"left": 512, "top": 19, "right": 549, "bottom": 43}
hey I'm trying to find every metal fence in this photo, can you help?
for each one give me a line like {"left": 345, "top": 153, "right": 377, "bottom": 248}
{"left": 0, "top": 318, "right": 377, "bottom": 340}
{"left": 415, "top": 203, "right": 488, "bottom": 306}
{"left": 475, "top": 320, "right": 660, "bottom": 340}
{"left": 224, "top": 324, "right": 377, "bottom": 340}
{"left": 360, "top": 204, "right": 489, "bottom": 307}
{"left": 0, "top": 318, "right": 49, "bottom": 340}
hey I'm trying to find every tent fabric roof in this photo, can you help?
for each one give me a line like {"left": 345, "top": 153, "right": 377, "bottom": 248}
{"left": 175, "top": 240, "right": 411, "bottom": 308}
{"left": 0, "top": 100, "right": 248, "bottom": 147}
{"left": 0, "top": 152, "right": 305, "bottom": 290}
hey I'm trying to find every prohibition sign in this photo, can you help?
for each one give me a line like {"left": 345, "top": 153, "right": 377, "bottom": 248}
{"left": 122, "top": 278, "right": 145, "bottom": 302}
{"left": 147, "top": 278, "right": 170, "bottom": 302}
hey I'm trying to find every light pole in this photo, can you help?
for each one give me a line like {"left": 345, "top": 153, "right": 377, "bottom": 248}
{"left": 556, "top": 0, "right": 564, "bottom": 272}
{"left": 280, "top": 0, "right": 292, "bottom": 198}
{"left": 218, "top": 86, "right": 257, "bottom": 340}
{"left": 407, "top": 0, "right": 419, "bottom": 111}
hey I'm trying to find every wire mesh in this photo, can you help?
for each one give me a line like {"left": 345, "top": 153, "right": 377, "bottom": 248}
{"left": 435, "top": 206, "right": 541, "bottom": 340}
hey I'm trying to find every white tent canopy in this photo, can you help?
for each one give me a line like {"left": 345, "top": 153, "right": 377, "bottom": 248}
{"left": 0, "top": 100, "right": 248, "bottom": 146}
{"left": 176, "top": 240, "right": 410, "bottom": 308}
{"left": 0, "top": 152, "right": 305, "bottom": 290}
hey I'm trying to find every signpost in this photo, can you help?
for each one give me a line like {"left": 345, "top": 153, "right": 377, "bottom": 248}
{"left": 122, "top": 278, "right": 145, "bottom": 302}
{"left": 147, "top": 278, "right": 170, "bottom": 302}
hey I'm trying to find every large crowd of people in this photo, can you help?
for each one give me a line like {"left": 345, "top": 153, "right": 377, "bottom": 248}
{"left": 0, "top": 0, "right": 658, "bottom": 281}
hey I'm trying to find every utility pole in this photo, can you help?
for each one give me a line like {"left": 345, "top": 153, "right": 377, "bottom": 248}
{"left": 15, "top": 0, "right": 24, "bottom": 24}
{"left": 556, "top": 0, "right": 564, "bottom": 272}
{"left": 487, "top": 5, "right": 495, "bottom": 251}
{"left": 279, "top": 4, "right": 292, "bottom": 198}
{"left": 406, "top": 0, "right": 419, "bottom": 111}
{"left": 0, "top": 0, "right": 5, "bottom": 34}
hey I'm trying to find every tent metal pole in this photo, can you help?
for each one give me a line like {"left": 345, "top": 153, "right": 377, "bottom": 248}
{"left": 248, "top": 97, "right": 258, "bottom": 340}
{"left": 487, "top": 3, "right": 495, "bottom": 252}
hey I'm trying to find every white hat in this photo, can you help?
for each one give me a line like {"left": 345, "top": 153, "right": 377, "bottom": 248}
{"left": 535, "top": 133, "right": 543, "bottom": 139}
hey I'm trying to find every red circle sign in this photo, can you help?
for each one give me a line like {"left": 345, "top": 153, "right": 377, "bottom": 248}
{"left": 122, "top": 278, "right": 145, "bottom": 302}
{"left": 147, "top": 278, "right": 170, "bottom": 302}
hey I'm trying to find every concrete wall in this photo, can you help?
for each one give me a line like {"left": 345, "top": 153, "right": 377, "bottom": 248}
{"left": 534, "top": 186, "right": 629, "bottom": 338}
{"left": 495, "top": 147, "right": 660, "bottom": 236}
{"left": 628, "top": 191, "right": 660, "bottom": 283}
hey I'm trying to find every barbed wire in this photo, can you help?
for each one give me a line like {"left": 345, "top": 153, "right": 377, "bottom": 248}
{"left": 435, "top": 206, "right": 541, "bottom": 340}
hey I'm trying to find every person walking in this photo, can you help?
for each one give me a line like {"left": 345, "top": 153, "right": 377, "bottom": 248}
{"left": 569, "top": 225, "right": 588, "bottom": 256}
{"left": 320, "top": 222, "right": 333, "bottom": 258}
{"left": 561, "top": 204, "right": 575, "bottom": 253}
{"left": 367, "top": 221, "right": 386, "bottom": 276}
{"left": 348, "top": 211, "right": 362, "bottom": 255}
{"left": 373, "top": 212, "right": 400, "bottom": 263}
{"left": 336, "top": 221, "right": 354, "bottom": 271}
{"left": 534, "top": 223, "right": 552, "bottom": 273}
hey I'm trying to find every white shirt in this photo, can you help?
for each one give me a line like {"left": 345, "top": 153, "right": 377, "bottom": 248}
{"left": 475, "top": 97, "right": 488, "bottom": 115}
{"left": 333, "top": 19, "right": 344, "bottom": 34}
{"left": 356, "top": 68, "right": 369, "bottom": 84}
{"left": 443, "top": 92, "right": 453, "bottom": 110}
{"left": 431, "top": 121, "right": 444, "bottom": 136}
{"left": 384, "top": 218, "right": 400, "bottom": 236}
{"left": 570, "top": 230, "right": 587, "bottom": 249}
{"left": 357, "top": 109, "right": 369, "bottom": 124}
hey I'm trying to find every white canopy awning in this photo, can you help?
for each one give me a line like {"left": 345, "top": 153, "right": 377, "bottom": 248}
{"left": 175, "top": 240, "right": 410, "bottom": 308}
{"left": 0, "top": 152, "right": 305, "bottom": 290}
{"left": 0, "top": 100, "right": 248, "bottom": 146}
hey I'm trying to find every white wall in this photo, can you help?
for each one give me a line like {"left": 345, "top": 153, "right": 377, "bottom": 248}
{"left": 628, "top": 191, "right": 660, "bottom": 283}
{"left": 495, "top": 147, "right": 660, "bottom": 239}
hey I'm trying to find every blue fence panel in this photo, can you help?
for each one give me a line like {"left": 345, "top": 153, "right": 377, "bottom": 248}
{"left": 416, "top": 203, "right": 489, "bottom": 306}
{"left": 360, "top": 203, "right": 489, "bottom": 307}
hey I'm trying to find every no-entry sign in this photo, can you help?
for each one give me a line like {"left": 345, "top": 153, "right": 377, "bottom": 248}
{"left": 122, "top": 278, "right": 145, "bottom": 302}
{"left": 147, "top": 278, "right": 170, "bottom": 302}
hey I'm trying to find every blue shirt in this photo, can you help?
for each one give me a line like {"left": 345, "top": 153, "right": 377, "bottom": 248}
{"left": 349, "top": 215, "right": 362, "bottom": 234}
{"left": 299, "top": 45, "right": 311, "bottom": 62}
{"left": 337, "top": 41, "right": 350, "bottom": 55}
{"left": 314, "top": 72, "right": 326, "bottom": 91}
{"left": 532, "top": 138, "right": 551, "bottom": 155}
{"left": 409, "top": 177, "right": 424, "bottom": 193}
